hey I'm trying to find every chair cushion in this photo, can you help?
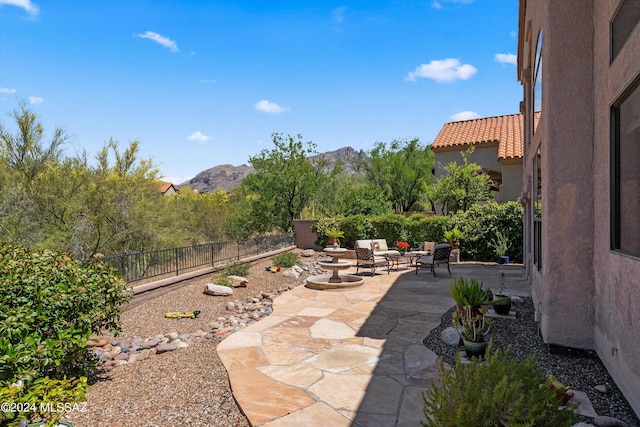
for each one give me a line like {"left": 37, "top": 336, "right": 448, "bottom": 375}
{"left": 418, "top": 255, "right": 433, "bottom": 264}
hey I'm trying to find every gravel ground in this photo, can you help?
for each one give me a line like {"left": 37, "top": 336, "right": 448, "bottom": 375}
{"left": 423, "top": 298, "right": 640, "bottom": 426}
{"left": 63, "top": 253, "right": 640, "bottom": 427}
{"left": 65, "top": 254, "right": 312, "bottom": 427}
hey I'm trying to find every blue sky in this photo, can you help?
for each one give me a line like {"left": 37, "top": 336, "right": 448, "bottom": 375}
{"left": 0, "top": 0, "right": 520, "bottom": 184}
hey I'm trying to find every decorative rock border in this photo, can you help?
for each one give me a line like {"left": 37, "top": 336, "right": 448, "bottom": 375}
{"left": 90, "top": 260, "right": 330, "bottom": 368}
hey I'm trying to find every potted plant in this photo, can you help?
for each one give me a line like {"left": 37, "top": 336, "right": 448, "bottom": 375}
{"left": 490, "top": 231, "right": 510, "bottom": 264}
{"left": 492, "top": 271, "right": 512, "bottom": 315}
{"left": 448, "top": 277, "right": 495, "bottom": 358}
{"left": 443, "top": 227, "right": 462, "bottom": 249}
{"left": 395, "top": 241, "right": 410, "bottom": 255}
{"left": 449, "top": 277, "right": 492, "bottom": 314}
{"left": 452, "top": 305, "right": 492, "bottom": 358}
{"left": 325, "top": 228, "right": 344, "bottom": 248}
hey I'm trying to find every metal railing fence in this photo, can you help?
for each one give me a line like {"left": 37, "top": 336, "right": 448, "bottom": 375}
{"left": 90, "top": 234, "right": 294, "bottom": 283}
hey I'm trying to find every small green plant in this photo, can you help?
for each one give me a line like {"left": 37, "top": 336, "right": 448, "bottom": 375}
{"left": 490, "top": 231, "right": 510, "bottom": 257}
{"left": 325, "top": 228, "right": 345, "bottom": 239}
{"left": 215, "top": 276, "right": 233, "bottom": 287}
{"left": 272, "top": 252, "right": 299, "bottom": 268}
{"left": 452, "top": 305, "right": 492, "bottom": 342}
{"left": 223, "top": 260, "right": 250, "bottom": 277}
{"left": 448, "top": 277, "right": 491, "bottom": 309}
{"left": 422, "top": 345, "right": 579, "bottom": 427}
{"left": 443, "top": 226, "right": 463, "bottom": 244}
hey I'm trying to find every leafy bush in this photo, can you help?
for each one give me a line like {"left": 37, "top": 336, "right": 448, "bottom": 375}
{"left": 337, "top": 215, "right": 375, "bottom": 248}
{"left": 312, "top": 217, "right": 343, "bottom": 247}
{"left": 0, "top": 243, "right": 131, "bottom": 426}
{"left": 422, "top": 345, "right": 579, "bottom": 427}
{"left": 370, "top": 214, "right": 407, "bottom": 245}
{"left": 215, "top": 276, "right": 233, "bottom": 287}
{"left": 272, "top": 252, "right": 298, "bottom": 268}
{"left": 452, "top": 201, "right": 523, "bottom": 262}
{"left": 222, "top": 260, "right": 250, "bottom": 277}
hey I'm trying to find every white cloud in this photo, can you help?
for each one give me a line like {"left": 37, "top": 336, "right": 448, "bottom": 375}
{"left": 405, "top": 58, "right": 477, "bottom": 83}
{"left": 450, "top": 111, "right": 480, "bottom": 121}
{"left": 135, "top": 31, "right": 179, "bottom": 52}
{"left": 495, "top": 53, "right": 517, "bottom": 65}
{"left": 187, "top": 131, "right": 211, "bottom": 142}
{"left": 255, "top": 100, "right": 288, "bottom": 114}
{"left": 432, "top": 0, "right": 473, "bottom": 9}
{"left": 332, "top": 6, "right": 346, "bottom": 23}
{"left": 0, "top": 0, "right": 39, "bottom": 15}
{"left": 28, "top": 96, "right": 43, "bottom": 105}
{"left": 0, "top": 87, "right": 17, "bottom": 93}
{"left": 199, "top": 79, "right": 217, "bottom": 84}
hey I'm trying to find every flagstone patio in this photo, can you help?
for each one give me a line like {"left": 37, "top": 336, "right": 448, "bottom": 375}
{"left": 217, "top": 263, "right": 531, "bottom": 426}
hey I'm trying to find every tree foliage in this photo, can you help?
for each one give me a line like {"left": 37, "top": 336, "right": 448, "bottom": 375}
{"left": 431, "top": 146, "right": 492, "bottom": 215}
{"left": 243, "top": 133, "right": 327, "bottom": 232}
{"left": 358, "top": 138, "right": 434, "bottom": 213}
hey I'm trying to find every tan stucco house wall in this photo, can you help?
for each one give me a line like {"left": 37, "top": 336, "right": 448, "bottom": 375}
{"left": 518, "top": 0, "right": 640, "bottom": 417}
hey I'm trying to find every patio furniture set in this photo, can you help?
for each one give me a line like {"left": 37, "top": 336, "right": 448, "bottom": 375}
{"left": 353, "top": 239, "right": 452, "bottom": 277}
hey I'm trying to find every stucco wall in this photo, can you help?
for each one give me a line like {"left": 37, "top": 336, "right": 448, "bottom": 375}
{"left": 500, "top": 162, "right": 523, "bottom": 202}
{"left": 521, "top": 0, "right": 640, "bottom": 417}
{"left": 434, "top": 145, "right": 500, "bottom": 179}
{"left": 591, "top": 0, "right": 640, "bottom": 416}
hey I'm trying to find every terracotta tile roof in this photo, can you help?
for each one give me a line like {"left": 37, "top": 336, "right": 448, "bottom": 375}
{"left": 159, "top": 182, "right": 174, "bottom": 193}
{"left": 432, "top": 112, "right": 540, "bottom": 160}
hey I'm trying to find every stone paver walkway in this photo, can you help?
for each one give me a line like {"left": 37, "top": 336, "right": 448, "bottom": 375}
{"left": 217, "top": 263, "right": 531, "bottom": 426}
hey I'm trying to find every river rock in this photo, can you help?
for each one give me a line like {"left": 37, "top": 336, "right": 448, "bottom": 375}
{"left": 440, "top": 327, "right": 461, "bottom": 346}
{"left": 141, "top": 338, "right": 160, "bottom": 349}
{"left": 228, "top": 275, "right": 249, "bottom": 287}
{"left": 301, "top": 249, "right": 315, "bottom": 257}
{"left": 593, "top": 416, "right": 630, "bottom": 427}
{"left": 155, "top": 343, "right": 177, "bottom": 354}
{"left": 204, "top": 283, "right": 234, "bottom": 296}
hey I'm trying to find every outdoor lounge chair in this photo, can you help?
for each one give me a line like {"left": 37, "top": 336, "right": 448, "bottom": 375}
{"left": 355, "top": 247, "right": 388, "bottom": 276}
{"left": 415, "top": 243, "right": 452, "bottom": 277}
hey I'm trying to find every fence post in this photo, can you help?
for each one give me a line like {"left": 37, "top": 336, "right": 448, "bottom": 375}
{"left": 119, "top": 255, "right": 126, "bottom": 281}
{"left": 237, "top": 240, "right": 240, "bottom": 261}
{"left": 211, "top": 244, "right": 215, "bottom": 267}
{"left": 175, "top": 248, "right": 179, "bottom": 276}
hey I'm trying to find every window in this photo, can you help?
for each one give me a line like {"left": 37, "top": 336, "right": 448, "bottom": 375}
{"left": 533, "top": 30, "right": 543, "bottom": 115}
{"left": 612, "top": 75, "right": 640, "bottom": 256}
{"left": 534, "top": 147, "right": 542, "bottom": 270}
{"left": 611, "top": 0, "right": 640, "bottom": 62}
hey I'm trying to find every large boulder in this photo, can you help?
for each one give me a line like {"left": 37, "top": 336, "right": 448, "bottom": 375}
{"left": 227, "top": 275, "right": 249, "bottom": 288}
{"left": 204, "top": 283, "right": 234, "bottom": 296}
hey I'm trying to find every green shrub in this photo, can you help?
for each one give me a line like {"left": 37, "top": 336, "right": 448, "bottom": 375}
{"left": 215, "top": 276, "right": 233, "bottom": 287}
{"left": 272, "top": 252, "right": 298, "bottom": 268}
{"left": 222, "top": 260, "right": 250, "bottom": 277}
{"left": 422, "top": 215, "right": 451, "bottom": 244}
{"left": 312, "top": 218, "right": 343, "bottom": 247}
{"left": 0, "top": 243, "right": 131, "bottom": 426}
{"left": 452, "top": 201, "right": 523, "bottom": 263}
{"left": 370, "top": 214, "right": 407, "bottom": 245}
{"left": 337, "top": 215, "right": 375, "bottom": 248}
{"left": 422, "top": 345, "right": 579, "bottom": 427}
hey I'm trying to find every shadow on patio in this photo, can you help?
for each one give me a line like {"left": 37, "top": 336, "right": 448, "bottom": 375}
{"left": 215, "top": 262, "right": 529, "bottom": 426}
{"left": 349, "top": 263, "right": 530, "bottom": 426}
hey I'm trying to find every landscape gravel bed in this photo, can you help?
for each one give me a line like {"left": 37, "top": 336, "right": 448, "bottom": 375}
{"left": 423, "top": 298, "right": 640, "bottom": 426}
{"left": 65, "top": 255, "right": 311, "bottom": 427}
{"left": 64, "top": 253, "right": 639, "bottom": 427}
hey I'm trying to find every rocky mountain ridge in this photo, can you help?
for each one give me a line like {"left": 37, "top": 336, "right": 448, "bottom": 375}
{"left": 179, "top": 146, "right": 365, "bottom": 193}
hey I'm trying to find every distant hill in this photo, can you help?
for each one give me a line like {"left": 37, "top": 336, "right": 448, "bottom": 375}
{"left": 179, "top": 146, "right": 365, "bottom": 193}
